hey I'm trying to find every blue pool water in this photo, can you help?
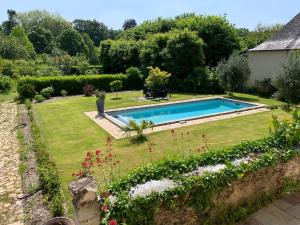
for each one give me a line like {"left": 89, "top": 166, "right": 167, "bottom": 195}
{"left": 107, "top": 98, "right": 256, "bottom": 126}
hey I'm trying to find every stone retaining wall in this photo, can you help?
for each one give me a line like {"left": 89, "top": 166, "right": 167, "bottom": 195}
{"left": 69, "top": 156, "right": 300, "bottom": 225}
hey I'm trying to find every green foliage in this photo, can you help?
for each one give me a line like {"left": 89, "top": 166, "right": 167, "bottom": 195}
{"left": 82, "top": 33, "right": 99, "bottom": 64}
{"left": 34, "top": 93, "right": 45, "bottom": 103}
{"left": 123, "top": 19, "right": 137, "bottom": 30}
{"left": 24, "top": 98, "right": 32, "bottom": 110}
{"left": 247, "top": 78, "right": 276, "bottom": 98}
{"left": 110, "top": 80, "right": 123, "bottom": 92}
{"left": 29, "top": 109, "right": 64, "bottom": 216}
{"left": 126, "top": 67, "right": 143, "bottom": 88}
{"left": 73, "top": 19, "right": 108, "bottom": 46}
{"left": 57, "top": 28, "right": 88, "bottom": 56}
{"left": 10, "top": 26, "right": 36, "bottom": 58}
{"left": 17, "top": 83, "right": 35, "bottom": 99}
{"left": 40, "top": 86, "right": 54, "bottom": 99}
{"left": 274, "top": 51, "right": 300, "bottom": 103}
{"left": 16, "top": 10, "right": 72, "bottom": 37}
{"left": 1, "top": 9, "right": 18, "bottom": 35}
{"left": 107, "top": 112, "right": 300, "bottom": 224}
{"left": 0, "top": 36, "right": 32, "bottom": 59}
{"left": 122, "top": 120, "right": 154, "bottom": 141}
{"left": 118, "top": 14, "right": 240, "bottom": 66}
{"left": 238, "top": 24, "right": 282, "bottom": 50}
{"left": 217, "top": 54, "right": 250, "bottom": 95}
{"left": 1, "top": 60, "right": 14, "bottom": 77}
{"left": 28, "top": 26, "right": 54, "bottom": 54}
{"left": 17, "top": 74, "right": 137, "bottom": 96}
{"left": 100, "top": 39, "right": 141, "bottom": 73}
{"left": 0, "top": 76, "right": 12, "bottom": 93}
{"left": 60, "top": 89, "right": 68, "bottom": 97}
{"left": 145, "top": 67, "right": 171, "bottom": 90}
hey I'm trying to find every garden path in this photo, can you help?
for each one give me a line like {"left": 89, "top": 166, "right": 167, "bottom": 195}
{"left": 243, "top": 193, "right": 300, "bottom": 225}
{"left": 0, "top": 102, "right": 24, "bottom": 225}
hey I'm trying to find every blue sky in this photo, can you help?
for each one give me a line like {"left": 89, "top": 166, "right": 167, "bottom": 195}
{"left": 0, "top": 0, "right": 299, "bottom": 30}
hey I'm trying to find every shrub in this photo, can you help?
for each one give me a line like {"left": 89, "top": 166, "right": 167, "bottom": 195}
{"left": 217, "top": 54, "right": 250, "bottom": 95}
{"left": 145, "top": 67, "right": 171, "bottom": 90}
{"left": 34, "top": 93, "right": 45, "bottom": 103}
{"left": 60, "top": 89, "right": 68, "bottom": 97}
{"left": 24, "top": 98, "right": 32, "bottom": 110}
{"left": 17, "top": 83, "right": 35, "bottom": 99}
{"left": 83, "top": 84, "right": 94, "bottom": 96}
{"left": 40, "top": 86, "right": 54, "bottom": 99}
{"left": 17, "top": 74, "right": 131, "bottom": 97}
{"left": 1, "top": 60, "right": 14, "bottom": 77}
{"left": 274, "top": 50, "right": 300, "bottom": 103}
{"left": 248, "top": 78, "right": 276, "bottom": 97}
{"left": 0, "top": 76, "right": 12, "bottom": 93}
{"left": 126, "top": 67, "right": 143, "bottom": 89}
{"left": 110, "top": 80, "right": 123, "bottom": 98}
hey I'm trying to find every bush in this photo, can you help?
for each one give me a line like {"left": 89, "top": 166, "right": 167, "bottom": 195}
{"left": 60, "top": 89, "right": 68, "bottom": 97}
{"left": 247, "top": 78, "right": 276, "bottom": 97}
{"left": 17, "top": 83, "right": 35, "bottom": 99}
{"left": 1, "top": 60, "right": 14, "bottom": 77}
{"left": 17, "top": 74, "right": 134, "bottom": 97}
{"left": 217, "top": 54, "right": 250, "bottom": 95}
{"left": 83, "top": 84, "right": 94, "bottom": 96}
{"left": 126, "top": 67, "right": 143, "bottom": 89}
{"left": 274, "top": 51, "right": 300, "bottom": 103}
{"left": 40, "top": 86, "right": 54, "bottom": 99}
{"left": 24, "top": 98, "right": 32, "bottom": 110}
{"left": 110, "top": 80, "right": 122, "bottom": 92}
{"left": 145, "top": 67, "right": 171, "bottom": 90}
{"left": 0, "top": 76, "right": 12, "bottom": 93}
{"left": 34, "top": 93, "right": 45, "bottom": 103}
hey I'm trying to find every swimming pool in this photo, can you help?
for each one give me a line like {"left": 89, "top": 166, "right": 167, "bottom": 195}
{"left": 105, "top": 98, "right": 262, "bottom": 127}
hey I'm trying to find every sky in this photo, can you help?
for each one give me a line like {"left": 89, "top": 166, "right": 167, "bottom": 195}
{"left": 0, "top": 0, "right": 299, "bottom": 30}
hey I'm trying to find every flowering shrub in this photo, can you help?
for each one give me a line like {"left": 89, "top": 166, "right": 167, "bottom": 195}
{"left": 73, "top": 136, "right": 120, "bottom": 189}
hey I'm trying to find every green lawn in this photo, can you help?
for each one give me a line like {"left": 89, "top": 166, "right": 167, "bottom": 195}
{"left": 33, "top": 91, "right": 288, "bottom": 214}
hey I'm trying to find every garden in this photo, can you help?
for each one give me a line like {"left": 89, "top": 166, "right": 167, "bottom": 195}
{"left": 0, "top": 8, "right": 300, "bottom": 225}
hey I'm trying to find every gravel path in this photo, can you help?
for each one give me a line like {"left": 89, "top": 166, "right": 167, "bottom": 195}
{"left": 0, "top": 102, "right": 24, "bottom": 225}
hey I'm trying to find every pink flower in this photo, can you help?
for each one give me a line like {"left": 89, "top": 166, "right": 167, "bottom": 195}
{"left": 96, "top": 149, "right": 101, "bottom": 155}
{"left": 109, "top": 220, "right": 117, "bottom": 225}
{"left": 101, "top": 204, "right": 108, "bottom": 212}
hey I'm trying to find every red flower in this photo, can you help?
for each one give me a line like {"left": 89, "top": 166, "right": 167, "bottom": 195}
{"left": 96, "top": 149, "right": 101, "bottom": 155}
{"left": 108, "top": 153, "right": 113, "bottom": 158}
{"left": 96, "top": 157, "right": 101, "bottom": 164}
{"left": 109, "top": 220, "right": 117, "bottom": 225}
{"left": 101, "top": 204, "right": 108, "bottom": 212}
{"left": 89, "top": 162, "right": 94, "bottom": 167}
{"left": 82, "top": 162, "right": 87, "bottom": 168}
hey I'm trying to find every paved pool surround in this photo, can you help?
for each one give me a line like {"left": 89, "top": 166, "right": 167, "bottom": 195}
{"left": 84, "top": 97, "right": 267, "bottom": 139}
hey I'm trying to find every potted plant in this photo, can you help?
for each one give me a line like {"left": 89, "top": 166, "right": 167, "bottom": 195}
{"left": 95, "top": 90, "right": 106, "bottom": 116}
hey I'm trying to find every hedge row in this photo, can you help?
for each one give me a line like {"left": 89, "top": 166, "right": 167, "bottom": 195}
{"left": 17, "top": 74, "right": 142, "bottom": 96}
{"left": 28, "top": 110, "right": 64, "bottom": 216}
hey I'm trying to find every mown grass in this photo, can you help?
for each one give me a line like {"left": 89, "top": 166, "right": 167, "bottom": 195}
{"left": 32, "top": 91, "right": 288, "bottom": 214}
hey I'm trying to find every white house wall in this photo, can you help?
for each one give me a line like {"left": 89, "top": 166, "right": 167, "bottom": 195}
{"left": 248, "top": 50, "right": 289, "bottom": 82}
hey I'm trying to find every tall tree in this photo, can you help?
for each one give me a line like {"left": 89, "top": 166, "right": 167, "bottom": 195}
{"left": 73, "top": 19, "right": 108, "bottom": 46}
{"left": 122, "top": 19, "right": 137, "bottom": 30}
{"left": 28, "top": 26, "right": 54, "bottom": 54}
{"left": 16, "top": 10, "right": 71, "bottom": 37}
{"left": 57, "top": 28, "right": 88, "bottom": 56}
{"left": 82, "top": 33, "right": 99, "bottom": 64}
{"left": 1, "top": 9, "right": 18, "bottom": 35}
{"left": 10, "top": 26, "right": 35, "bottom": 57}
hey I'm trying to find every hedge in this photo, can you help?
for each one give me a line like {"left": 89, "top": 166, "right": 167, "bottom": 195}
{"left": 17, "top": 74, "right": 142, "bottom": 97}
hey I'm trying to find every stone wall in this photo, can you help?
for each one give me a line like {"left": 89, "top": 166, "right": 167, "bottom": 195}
{"left": 69, "top": 157, "right": 300, "bottom": 225}
{"left": 154, "top": 156, "right": 300, "bottom": 225}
